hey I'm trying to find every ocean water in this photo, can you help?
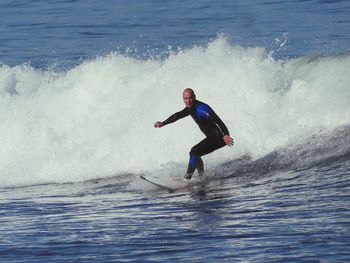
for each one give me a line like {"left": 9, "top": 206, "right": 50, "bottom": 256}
{"left": 1, "top": 0, "right": 350, "bottom": 262}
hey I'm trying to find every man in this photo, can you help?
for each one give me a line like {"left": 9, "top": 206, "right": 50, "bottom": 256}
{"left": 154, "top": 88, "right": 234, "bottom": 180}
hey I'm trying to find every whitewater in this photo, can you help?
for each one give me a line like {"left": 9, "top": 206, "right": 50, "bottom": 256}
{"left": 1, "top": 38, "right": 349, "bottom": 187}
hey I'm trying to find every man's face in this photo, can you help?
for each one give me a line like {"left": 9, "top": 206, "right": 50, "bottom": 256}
{"left": 183, "top": 90, "right": 195, "bottom": 108}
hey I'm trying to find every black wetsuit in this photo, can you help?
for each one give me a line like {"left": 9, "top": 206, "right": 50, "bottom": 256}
{"left": 162, "top": 100, "right": 230, "bottom": 175}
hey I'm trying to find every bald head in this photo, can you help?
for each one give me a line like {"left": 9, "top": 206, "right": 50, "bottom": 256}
{"left": 183, "top": 88, "right": 195, "bottom": 98}
{"left": 183, "top": 88, "right": 196, "bottom": 108}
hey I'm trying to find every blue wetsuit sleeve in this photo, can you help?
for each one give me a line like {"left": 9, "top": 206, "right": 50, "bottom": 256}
{"left": 162, "top": 107, "right": 190, "bottom": 126}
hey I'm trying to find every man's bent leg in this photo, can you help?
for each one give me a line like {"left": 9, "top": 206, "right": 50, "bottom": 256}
{"left": 184, "top": 157, "right": 203, "bottom": 178}
{"left": 184, "top": 137, "right": 224, "bottom": 179}
{"left": 184, "top": 155, "right": 198, "bottom": 179}
{"left": 197, "top": 157, "right": 204, "bottom": 177}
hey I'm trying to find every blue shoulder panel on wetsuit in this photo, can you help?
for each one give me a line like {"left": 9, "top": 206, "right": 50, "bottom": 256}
{"left": 195, "top": 103, "right": 211, "bottom": 122}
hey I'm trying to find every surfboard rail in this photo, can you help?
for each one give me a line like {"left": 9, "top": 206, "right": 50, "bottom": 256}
{"left": 140, "top": 174, "right": 190, "bottom": 191}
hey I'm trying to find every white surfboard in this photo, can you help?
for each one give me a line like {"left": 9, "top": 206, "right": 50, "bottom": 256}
{"left": 140, "top": 174, "right": 192, "bottom": 191}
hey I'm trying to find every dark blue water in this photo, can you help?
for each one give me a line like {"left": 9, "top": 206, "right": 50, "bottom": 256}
{"left": 1, "top": 0, "right": 350, "bottom": 262}
{"left": 1, "top": 153, "right": 350, "bottom": 262}
{"left": 1, "top": 0, "right": 349, "bottom": 67}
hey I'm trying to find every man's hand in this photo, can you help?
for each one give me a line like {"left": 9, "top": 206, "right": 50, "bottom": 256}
{"left": 154, "top": 121, "right": 163, "bottom": 128}
{"left": 223, "top": 135, "right": 234, "bottom": 146}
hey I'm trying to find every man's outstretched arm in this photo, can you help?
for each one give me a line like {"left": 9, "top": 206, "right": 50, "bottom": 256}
{"left": 154, "top": 107, "right": 190, "bottom": 128}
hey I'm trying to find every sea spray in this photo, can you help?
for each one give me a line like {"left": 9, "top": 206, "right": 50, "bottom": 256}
{"left": 0, "top": 38, "right": 349, "bottom": 187}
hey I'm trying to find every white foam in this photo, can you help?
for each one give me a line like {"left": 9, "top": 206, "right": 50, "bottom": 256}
{"left": 1, "top": 37, "right": 349, "bottom": 187}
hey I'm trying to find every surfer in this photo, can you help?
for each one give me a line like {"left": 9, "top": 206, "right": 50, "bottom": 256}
{"left": 154, "top": 88, "right": 234, "bottom": 180}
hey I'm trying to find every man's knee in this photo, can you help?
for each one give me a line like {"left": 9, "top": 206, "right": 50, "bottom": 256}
{"left": 190, "top": 145, "right": 201, "bottom": 157}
